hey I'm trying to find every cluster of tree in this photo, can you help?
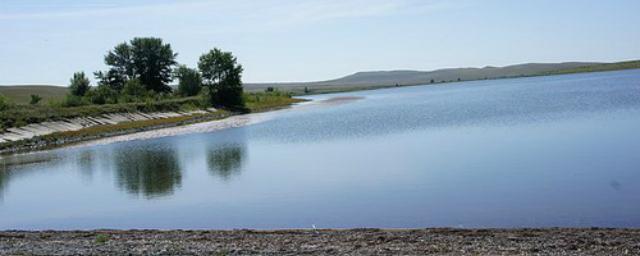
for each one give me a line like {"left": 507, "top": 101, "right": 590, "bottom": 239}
{"left": 67, "top": 37, "right": 244, "bottom": 108}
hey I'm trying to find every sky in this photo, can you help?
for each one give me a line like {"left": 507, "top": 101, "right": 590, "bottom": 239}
{"left": 1, "top": 0, "right": 639, "bottom": 85}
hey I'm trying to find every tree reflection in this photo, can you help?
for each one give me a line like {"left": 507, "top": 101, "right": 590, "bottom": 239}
{"left": 114, "top": 146, "right": 182, "bottom": 198}
{"left": 207, "top": 144, "right": 245, "bottom": 181}
{"left": 0, "top": 169, "right": 7, "bottom": 200}
{"left": 76, "top": 149, "right": 96, "bottom": 181}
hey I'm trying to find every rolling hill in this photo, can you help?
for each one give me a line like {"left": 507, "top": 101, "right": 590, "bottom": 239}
{"left": 1, "top": 60, "right": 639, "bottom": 103}
{"left": 245, "top": 60, "right": 640, "bottom": 93}
{"left": 0, "top": 85, "right": 67, "bottom": 104}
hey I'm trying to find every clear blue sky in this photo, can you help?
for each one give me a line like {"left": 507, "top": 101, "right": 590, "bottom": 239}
{"left": 1, "top": 0, "right": 639, "bottom": 85}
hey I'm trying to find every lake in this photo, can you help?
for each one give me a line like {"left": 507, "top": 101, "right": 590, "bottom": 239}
{"left": 2, "top": 70, "right": 640, "bottom": 230}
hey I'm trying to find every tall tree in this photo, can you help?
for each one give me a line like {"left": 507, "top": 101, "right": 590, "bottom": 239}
{"left": 198, "top": 48, "right": 244, "bottom": 108}
{"left": 130, "top": 37, "right": 177, "bottom": 93}
{"left": 96, "top": 42, "right": 134, "bottom": 91}
{"left": 98, "top": 37, "right": 177, "bottom": 93}
{"left": 69, "top": 71, "right": 90, "bottom": 96}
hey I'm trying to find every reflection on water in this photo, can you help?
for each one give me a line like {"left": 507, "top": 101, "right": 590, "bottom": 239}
{"left": 0, "top": 153, "right": 61, "bottom": 199}
{"left": 207, "top": 144, "right": 245, "bottom": 181}
{"left": 113, "top": 145, "right": 183, "bottom": 198}
{"left": 1, "top": 70, "right": 640, "bottom": 229}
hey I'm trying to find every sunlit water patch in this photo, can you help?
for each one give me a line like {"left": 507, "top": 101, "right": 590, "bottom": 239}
{"left": 1, "top": 70, "right": 640, "bottom": 229}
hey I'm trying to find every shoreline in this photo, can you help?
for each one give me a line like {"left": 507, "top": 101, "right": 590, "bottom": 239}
{"left": 1, "top": 228, "right": 638, "bottom": 255}
{"left": 0, "top": 99, "right": 305, "bottom": 156}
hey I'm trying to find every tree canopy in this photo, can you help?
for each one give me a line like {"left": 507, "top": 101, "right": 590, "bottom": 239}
{"left": 198, "top": 48, "right": 244, "bottom": 108}
{"left": 98, "top": 37, "right": 177, "bottom": 93}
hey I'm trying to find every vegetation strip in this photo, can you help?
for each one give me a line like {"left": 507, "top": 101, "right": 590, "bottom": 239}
{"left": 0, "top": 96, "right": 304, "bottom": 155}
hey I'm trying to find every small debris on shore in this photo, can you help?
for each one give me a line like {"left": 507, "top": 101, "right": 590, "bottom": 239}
{"left": 1, "top": 228, "right": 638, "bottom": 255}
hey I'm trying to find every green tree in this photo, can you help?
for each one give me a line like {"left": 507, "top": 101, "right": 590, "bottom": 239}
{"left": 175, "top": 65, "right": 202, "bottom": 96}
{"left": 131, "top": 37, "right": 177, "bottom": 93}
{"left": 97, "top": 42, "right": 134, "bottom": 91}
{"left": 198, "top": 48, "right": 244, "bottom": 108}
{"left": 69, "top": 72, "right": 90, "bottom": 96}
{"left": 29, "top": 94, "right": 42, "bottom": 105}
{"left": 98, "top": 37, "right": 177, "bottom": 93}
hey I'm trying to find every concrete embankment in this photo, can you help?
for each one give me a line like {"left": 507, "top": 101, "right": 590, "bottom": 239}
{"left": 0, "top": 108, "right": 218, "bottom": 151}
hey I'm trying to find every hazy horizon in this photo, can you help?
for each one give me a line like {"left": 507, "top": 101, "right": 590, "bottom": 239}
{"left": 1, "top": 0, "right": 639, "bottom": 85}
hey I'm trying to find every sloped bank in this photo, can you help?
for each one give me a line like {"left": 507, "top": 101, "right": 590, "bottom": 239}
{"left": 0, "top": 97, "right": 305, "bottom": 154}
{"left": 0, "top": 109, "right": 231, "bottom": 154}
{"left": 0, "top": 109, "right": 216, "bottom": 143}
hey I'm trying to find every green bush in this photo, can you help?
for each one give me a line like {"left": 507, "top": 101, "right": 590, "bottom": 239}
{"left": 69, "top": 72, "right": 91, "bottom": 96}
{"left": 176, "top": 65, "right": 202, "bottom": 96}
{"left": 0, "top": 94, "right": 9, "bottom": 111}
{"left": 63, "top": 94, "right": 85, "bottom": 107}
{"left": 30, "top": 94, "right": 43, "bottom": 105}
{"left": 87, "top": 85, "right": 118, "bottom": 105}
{"left": 95, "top": 234, "right": 109, "bottom": 244}
{"left": 122, "top": 79, "right": 146, "bottom": 99}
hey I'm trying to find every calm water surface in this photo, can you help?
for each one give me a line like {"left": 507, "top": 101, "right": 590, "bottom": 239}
{"left": 2, "top": 70, "right": 640, "bottom": 229}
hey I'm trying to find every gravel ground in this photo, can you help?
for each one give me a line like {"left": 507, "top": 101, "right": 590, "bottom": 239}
{"left": 1, "top": 228, "right": 639, "bottom": 255}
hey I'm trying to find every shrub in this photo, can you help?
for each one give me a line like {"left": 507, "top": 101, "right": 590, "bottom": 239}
{"left": 87, "top": 85, "right": 118, "bottom": 105}
{"left": 175, "top": 65, "right": 202, "bottom": 96}
{"left": 0, "top": 94, "right": 9, "bottom": 111}
{"left": 95, "top": 234, "right": 109, "bottom": 244}
{"left": 69, "top": 72, "right": 91, "bottom": 96}
{"left": 30, "top": 94, "right": 43, "bottom": 105}
{"left": 63, "top": 94, "right": 85, "bottom": 107}
{"left": 122, "top": 79, "right": 146, "bottom": 98}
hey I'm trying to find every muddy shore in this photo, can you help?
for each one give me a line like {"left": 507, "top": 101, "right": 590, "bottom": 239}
{"left": 1, "top": 228, "right": 638, "bottom": 255}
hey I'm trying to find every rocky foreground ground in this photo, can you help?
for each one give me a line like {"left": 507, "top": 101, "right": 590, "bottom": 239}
{"left": 1, "top": 228, "right": 639, "bottom": 255}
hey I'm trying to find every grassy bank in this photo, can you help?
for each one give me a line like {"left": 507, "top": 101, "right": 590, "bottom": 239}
{"left": 0, "top": 97, "right": 202, "bottom": 130}
{"left": 0, "top": 92, "right": 302, "bottom": 130}
{"left": 0, "top": 92, "right": 304, "bottom": 154}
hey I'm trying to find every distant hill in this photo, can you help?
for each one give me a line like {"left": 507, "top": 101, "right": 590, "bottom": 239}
{"left": 245, "top": 60, "right": 640, "bottom": 94}
{"left": 0, "top": 85, "right": 67, "bottom": 104}
{"left": 2, "top": 60, "right": 639, "bottom": 102}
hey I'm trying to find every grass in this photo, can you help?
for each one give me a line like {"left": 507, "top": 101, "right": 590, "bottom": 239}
{"left": 0, "top": 92, "right": 303, "bottom": 153}
{"left": 243, "top": 91, "right": 306, "bottom": 112}
{"left": 0, "top": 91, "right": 301, "bottom": 130}
{"left": 0, "top": 97, "right": 202, "bottom": 130}
{"left": 0, "top": 85, "right": 67, "bottom": 105}
{"left": 95, "top": 234, "right": 110, "bottom": 244}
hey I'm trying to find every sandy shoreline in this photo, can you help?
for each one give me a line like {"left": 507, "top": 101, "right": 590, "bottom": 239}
{"left": 1, "top": 228, "right": 638, "bottom": 255}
